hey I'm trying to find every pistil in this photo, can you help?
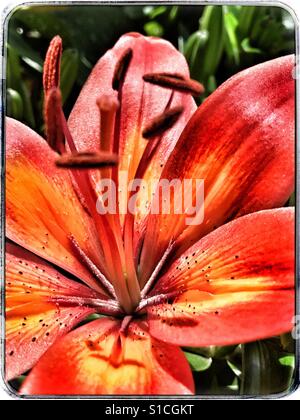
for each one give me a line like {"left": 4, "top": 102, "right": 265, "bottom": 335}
{"left": 97, "top": 94, "right": 119, "bottom": 152}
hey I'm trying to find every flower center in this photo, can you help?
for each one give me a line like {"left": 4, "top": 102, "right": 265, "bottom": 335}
{"left": 43, "top": 36, "right": 203, "bottom": 316}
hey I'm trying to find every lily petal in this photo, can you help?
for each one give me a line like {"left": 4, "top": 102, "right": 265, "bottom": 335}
{"left": 20, "top": 318, "right": 194, "bottom": 395}
{"left": 6, "top": 243, "right": 98, "bottom": 380}
{"left": 140, "top": 55, "right": 295, "bottom": 284}
{"left": 147, "top": 290, "right": 294, "bottom": 347}
{"left": 6, "top": 117, "right": 107, "bottom": 292}
{"left": 68, "top": 33, "right": 196, "bottom": 231}
{"left": 147, "top": 208, "right": 295, "bottom": 347}
{"left": 152, "top": 208, "right": 294, "bottom": 296}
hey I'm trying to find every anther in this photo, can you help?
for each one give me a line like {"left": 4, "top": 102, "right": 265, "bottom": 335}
{"left": 55, "top": 151, "right": 119, "bottom": 169}
{"left": 44, "top": 87, "right": 65, "bottom": 154}
{"left": 142, "top": 106, "right": 184, "bottom": 139}
{"left": 43, "top": 35, "right": 62, "bottom": 93}
{"left": 112, "top": 48, "right": 133, "bottom": 91}
{"left": 143, "top": 73, "right": 204, "bottom": 96}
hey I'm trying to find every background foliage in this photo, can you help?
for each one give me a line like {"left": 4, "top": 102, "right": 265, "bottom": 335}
{"left": 6, "top": 4, "right": 296, "bottom": 396}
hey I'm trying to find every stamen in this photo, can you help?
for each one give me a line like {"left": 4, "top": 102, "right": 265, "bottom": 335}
{"left": 112, "top": 48, "right": 133, "bottom": 91}
{"left": 50, "top": 296, "right": 122, "bottom": 317}
{"left": 55, "top": 151, "right": 119, "bottom": 169}
{"left": 120, "top": 315, "right": 133, "bottom": 335}
{"left": 143, "top": 73, "right": 204, "bottom": 96}
{"left": 96, "top": 94, "right": 119, "bottom": 152}
{"left": 141, "top": 240, "right": 175, "bottom": 297}
{"left": 44, "top": 87, "right": 65, "bottom": 154}
{"left": 43, "top": 35, "right": 62, "bottom": 93}
{"left": 69, "top": 235, "right": 117, "bottom": 299}
{"left": 136, "top": 291, "right": 181, "bottom": 313}
{"left": 142, "top": 106, "right": 184, "bottom": 139}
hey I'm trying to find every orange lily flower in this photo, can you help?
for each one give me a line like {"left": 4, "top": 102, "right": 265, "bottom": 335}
{"left": 6, "top": 33, "right": 295, "bottom": 395}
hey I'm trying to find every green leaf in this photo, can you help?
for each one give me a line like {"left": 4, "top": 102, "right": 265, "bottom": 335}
{"left": 8, "top": 26, "right": 43, "bottom": 66}
{"left": 7, "top": 44, "right": 37, "bottom": 127}
{"left": 60, "top": 48, "right": 80, "bottom": 104}
{"left": 184, "top": 30, "right": 208, "bottom": 61}
{"left": 241, "top": 340, "right": 295, "bottom": 395}
{"left": 7, "top": 88, "right": 23, "bottom": 120}
{"left": 241, "top": 37, "right": 262, "bottom": 54}
{"left": 144, "top": 21, "right": 164, "bottom": 37}
{"left": 7, "top": 46, "right": 22, "bottom": 90}
{"left": 184, "top": 351, "right": 212, "bottom": 372}
{"left": 169, "top": 6, "right": 179, "bottom": 22}
{"left": 279, "top": 355, "right": 295, "bottom": 369}
{"left": 22, "top": 57, "right": 43, "bottom": 72}
{"left": 223, "top": 6, "right": 240, "bottom": 65}
{"left": 227, "top": 360, "right": 242, "bottom": 377}
{"left": 195, "top": 5, "right": 225, "bottom": 85}
{"left": 144, "top": 6, "right": 167, "bottom": 20}
{"left": 19, "top": 82, "right": 36, "bottom": 128}
{"left": 238, "top": 6, "right": 257, "bottom": 37}
{"left": 184, "top": 345, "right": 237, "bottom": 359}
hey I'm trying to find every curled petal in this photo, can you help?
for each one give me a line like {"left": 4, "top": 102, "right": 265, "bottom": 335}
{"left": 147, "top": 209, "right": 295, "bottom": 347}
{"left": 21, "top": 318, "right": 194, "bottom": 395}
{"left": 140, "top": 55, "right": 295, "bottom": 283}
{"left": 147, "top": 290, "right": 294, "bottom": 347}
{"left": 5, "top": 244, "right": 99, "bottom": 380}
{"left": 152, "top": 208, "right": 295, "bottom": 295}
{"left": 6, "top": 117, "right": 107, "bottom": 292}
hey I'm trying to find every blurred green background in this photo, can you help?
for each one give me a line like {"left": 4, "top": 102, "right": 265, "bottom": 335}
{"left": 6, "top": 4, "right": 296, "bottom": 396}
{"left": 6, "top": 4, "right": 295, "bottom": 133}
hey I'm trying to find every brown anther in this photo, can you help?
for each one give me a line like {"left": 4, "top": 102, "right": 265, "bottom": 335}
{"left": 142, "top": 106, "right": 184, "bottom": 139}
{"left": 44, "top": 87, "right": 65, "bottom": 154}
{"left": 112, "top": 48, "right": 133, "bottom": 91}
{"left": 43, "top": 36, "right": 62, "bottom": 93}
{"left": 158, "top": 72, "right": 186, "bottom": 80}
{"left": 55, "top": 151, "right": 119, "bottom": 169}
{"left": 143, "top": 73, "right": 204, "bottom": 96}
